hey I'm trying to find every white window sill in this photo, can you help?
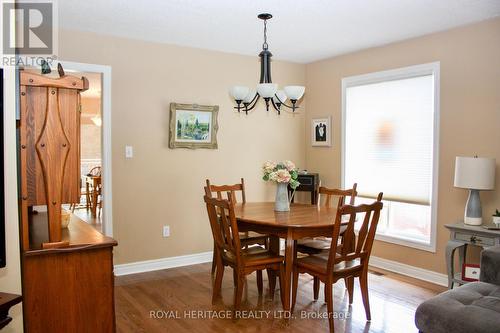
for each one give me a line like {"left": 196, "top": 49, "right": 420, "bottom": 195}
{"left": 372, "top": 232, "right": 436, "bottom": 253}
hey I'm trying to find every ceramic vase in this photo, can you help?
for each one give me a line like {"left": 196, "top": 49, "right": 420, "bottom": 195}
{"left": 275, "top": 182, "right": 290, "bottom": 212}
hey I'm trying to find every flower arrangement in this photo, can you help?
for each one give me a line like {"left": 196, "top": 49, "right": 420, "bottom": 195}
{"left": 262, "top": 160, "right": 300, "bottom": 189}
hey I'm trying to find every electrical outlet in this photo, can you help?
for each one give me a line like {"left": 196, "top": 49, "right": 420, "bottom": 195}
{"left": 162, "top": 225, "right": 170, "bottom": 238}
{"left": 125, "top": 145, "right": 133, "bottom": 158}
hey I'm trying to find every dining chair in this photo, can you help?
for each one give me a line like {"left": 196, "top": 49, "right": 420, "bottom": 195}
{"left": 204, "top": 194, "right": 285, "bottom": 310}
{"left": 296, "top": 184, "right": 358, "bottom": 301}
{"left": 291, "top": 193, "right": 383, "bottom": 333}
{"left": 297, "top": 183, "right": 358, "bottom": 255}
{"left": 70, "top": 166, "right": 102, "bottom": 212}
{"left": 86, "top": 166, "right": 102, "bottom": 210}
{"left": 205, "top": 179, "right": 269, "bottom": 277}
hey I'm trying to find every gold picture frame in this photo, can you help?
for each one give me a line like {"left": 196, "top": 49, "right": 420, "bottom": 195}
{"left": 169, "top": 103, "right": 219, "bottom": 149}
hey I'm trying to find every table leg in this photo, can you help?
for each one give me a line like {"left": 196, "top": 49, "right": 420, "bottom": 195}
{"left": 283, "top": 231, "right": 295, "bottom": 312}
{"left": 446, "top": 240, "right": 466, "bottom": 289}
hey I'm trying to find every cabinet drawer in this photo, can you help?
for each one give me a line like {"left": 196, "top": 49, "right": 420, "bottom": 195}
{"left": 455, "top": 232, "right": 495, "bottom": 246}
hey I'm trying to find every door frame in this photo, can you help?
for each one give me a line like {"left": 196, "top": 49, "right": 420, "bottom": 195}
{"left": 55, "top": 60, "right": 113, "bottom": 237}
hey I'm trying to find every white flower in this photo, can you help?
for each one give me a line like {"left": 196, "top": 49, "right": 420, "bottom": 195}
{"left": 263, "top": 160, "right": 277, "bottom": 173}
{"left": 283, "top": 160, "right": 296, "bottom": 172}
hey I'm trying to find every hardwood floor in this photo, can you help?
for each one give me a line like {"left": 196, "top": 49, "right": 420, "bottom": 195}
{"left": 72, "top": 207, "right": 103, "bottom": 233}
{"left": 115, "top": 263, "right": 440, "bottom": 333}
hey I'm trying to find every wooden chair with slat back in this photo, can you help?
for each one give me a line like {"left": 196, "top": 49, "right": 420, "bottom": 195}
{"left": 204, "top": 194, "right": 285, "bottom": 310}
{"left": 297, "top": 183, "right": 358, "bottom": 255}
{"left": 205, "top": 179, "right": 269, "bottom": 276}
{"left": 296, "top": 183, "right": 358, "bottom": 300}
{"left": 291, "top": 193, "right": 383, "bottom": 333}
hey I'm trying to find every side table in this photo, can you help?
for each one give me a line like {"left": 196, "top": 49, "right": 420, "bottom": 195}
{"left": 444, "top": 222, "right": 500, "bottom": 289}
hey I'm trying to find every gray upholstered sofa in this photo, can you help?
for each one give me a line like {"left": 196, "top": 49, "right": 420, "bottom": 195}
{"left": 415, "top": 246, "right": 500, "bottom": 333}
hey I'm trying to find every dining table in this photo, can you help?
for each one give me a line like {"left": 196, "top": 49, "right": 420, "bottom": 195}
{"left": 234, "top": 202, "right": 347, "bottom": 312}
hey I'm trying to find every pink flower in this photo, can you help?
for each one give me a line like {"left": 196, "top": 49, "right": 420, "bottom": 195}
{"left": 270, "top": 169, "right": 291, "bottom": 183}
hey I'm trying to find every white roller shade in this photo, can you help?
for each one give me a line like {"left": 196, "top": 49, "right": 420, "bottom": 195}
{"left": 344, "top": 75, "right": 435, "bottom": 205}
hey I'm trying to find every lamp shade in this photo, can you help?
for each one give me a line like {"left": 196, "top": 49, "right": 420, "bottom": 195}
{"left": 256, "top": 83, "right": 278, "bottom": 98}
{"left": 454, "top": 156, "right": 496, "bottom": 190}
{"left": 229, "top": 86, "right": 250, "bottom": 101}
{"left": 243, "top": 89, "right": 256, "bottom": 103}
{"left": 273, "top": 90, "right": 287, "bottom": 104}
{"left": 284, "top": 85, "right": 305, "bottom": 100}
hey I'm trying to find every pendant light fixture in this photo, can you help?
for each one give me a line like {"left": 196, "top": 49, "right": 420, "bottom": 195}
{"left": 229, "top": 13, "right": 305, "bottom": 115}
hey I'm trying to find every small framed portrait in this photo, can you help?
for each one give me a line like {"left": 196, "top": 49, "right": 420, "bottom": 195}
{"left": 462, "top": 263, "right": 480, "bottom": 282}
{"left": 169, "top": 103, "right": 219, "bottom": 149}
{"left": 311, "top": 116, "right": 331, "bottom": 147}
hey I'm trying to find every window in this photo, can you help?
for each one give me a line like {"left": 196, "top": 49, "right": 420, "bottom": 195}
{"left": 341, "top": 63, "right": 439, "bottom": 252}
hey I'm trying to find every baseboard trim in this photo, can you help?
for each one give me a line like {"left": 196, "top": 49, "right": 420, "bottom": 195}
{"left": 369, "top": 256, "right": 448, "bottom": 287}
{"left": 114, "top": 251, "right": 449, "bottom": 287}
{"left": 114, "top": 251, "right": 213, "bottom": 276}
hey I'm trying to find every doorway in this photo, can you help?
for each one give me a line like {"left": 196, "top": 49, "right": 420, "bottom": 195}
{"left": 23, "top": 61, "right": 113, "bottom": 237}
{"left": 71, "top": 71, "right": 104, "bottom": 232}
{"left": 60, "top": 61, "right": 113, "bottom": 237}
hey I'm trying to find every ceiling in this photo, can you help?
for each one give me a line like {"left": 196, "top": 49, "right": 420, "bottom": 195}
{"left": 59, "top": 0, "right": 500, "bottom": 63}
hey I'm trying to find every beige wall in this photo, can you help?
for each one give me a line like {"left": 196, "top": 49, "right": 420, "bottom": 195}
{"left": 305, "top": 18, "right": 500, "bottom": 274}
{"left": 58, "top": 30, "right": 306, "bottom": 264}
{"left": 81, "top": 97, "right": 102, "bottom": 160}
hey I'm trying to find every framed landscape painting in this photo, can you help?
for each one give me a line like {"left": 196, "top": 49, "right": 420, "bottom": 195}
{"left": 169, "top": 103, "right": 219, "bottom": 149}
{"left": 311, "top": 116, "right": 331, "bottom": 147}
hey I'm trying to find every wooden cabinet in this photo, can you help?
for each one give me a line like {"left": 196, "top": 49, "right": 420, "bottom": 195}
{"left": 19, "top": 71, "right": 87, "bottom": 248}
{"left": 288, "top": 173, "right": 320, "bottom": 204}
{"left": 18, "top": 70, "right": 118, "bottom": 332}
{"left": 22, "top": 213, "right": 117, "bottom": 333}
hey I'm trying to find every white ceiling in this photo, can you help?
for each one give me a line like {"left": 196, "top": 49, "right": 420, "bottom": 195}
{"left": 59, "top": 0, "right": 500, "bottom": 63}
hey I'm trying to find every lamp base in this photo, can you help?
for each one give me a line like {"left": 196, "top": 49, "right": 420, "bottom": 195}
{"left": 464, "top": 189, "right": 482, "bottom": 226}
{"left": 464, "top": 216, "right": 482, "bottom": 226}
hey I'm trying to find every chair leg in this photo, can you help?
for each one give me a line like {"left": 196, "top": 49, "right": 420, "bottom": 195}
{"left": 234, "top": 273, "right": 245, "bottom": 310}
{"left": 267, "top": 268, "right": 276, "bottom": 298}
{"left": 347, "top": 276, "right": 354, "bottom": 305}
{"left": 325, "top": 281, "right": 334, "bottom": 333}
{"left": 313, "top": 276, "right": 320, "bottom": 301}
{"left": 233, "top": 269, "right": 238, "bottom": 287}
{"left": 212, "top": 262, "right": 224, "bottom": 304}
{"left": 291, "top": 267, "right": 299, "bottom": 312}
{"left": 360, "top": 271, "right": 371, "bottom": 321}
{"left": 257, "top": 270, "right": 263, "bottom": 295}
{"left": 211, "top": 244, "right": 217, "bottom": 275}
{"left": 278, "top": 264, "right": 286, "bottom": 310}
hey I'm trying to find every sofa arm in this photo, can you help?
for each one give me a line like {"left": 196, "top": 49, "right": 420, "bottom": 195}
{"left": 480, "top": 246, "right": 500, "bottom": 285}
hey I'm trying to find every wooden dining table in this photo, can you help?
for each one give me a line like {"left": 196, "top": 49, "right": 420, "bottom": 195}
{"left": 234, "top": 202, "right": 346, "bottom": 312}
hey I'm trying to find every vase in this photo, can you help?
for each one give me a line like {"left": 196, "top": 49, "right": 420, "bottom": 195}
{"left": 275, "top": 182, "right": 290, "bottom": 212}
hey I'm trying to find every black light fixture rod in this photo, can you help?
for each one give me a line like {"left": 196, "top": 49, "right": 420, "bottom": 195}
{"left": 274, "top": 93, "right": 299, "bottom": 111}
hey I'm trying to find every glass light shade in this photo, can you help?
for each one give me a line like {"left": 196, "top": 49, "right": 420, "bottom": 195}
{"left": 243, "top": 89, "right": 256, "bottom": 103}
{"left": 273, "top": 90, "right": 287, "bottom": 104}
{"left": 284, "top": 85, "right": 305, "bottom": 100}
{"left": 91, "top": 115, "right": 102, "bottom": 127}
{"left": 229, "top": 86, "right": 250, "bottom": 101}
{"left": 257, "top": 83, "right": 278, "bottom": 98}
{"left": 454, "top": 156, "right": 496, "bottom": 190}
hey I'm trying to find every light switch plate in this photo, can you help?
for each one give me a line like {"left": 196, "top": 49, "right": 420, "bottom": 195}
{"left": 125, "top": 145, "right": 133, "bottom": 158}
{"left": 163, "top": 225, "right": 170, "bottom": 238}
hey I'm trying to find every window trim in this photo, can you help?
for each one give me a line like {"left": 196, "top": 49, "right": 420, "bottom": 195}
{"left": 341, "top": 62, "right": 440, "bottom": 253}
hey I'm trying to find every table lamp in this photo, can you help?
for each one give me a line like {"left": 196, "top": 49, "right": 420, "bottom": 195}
{"left": 454, "top": 156, "right": 496, "bottom": 225}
